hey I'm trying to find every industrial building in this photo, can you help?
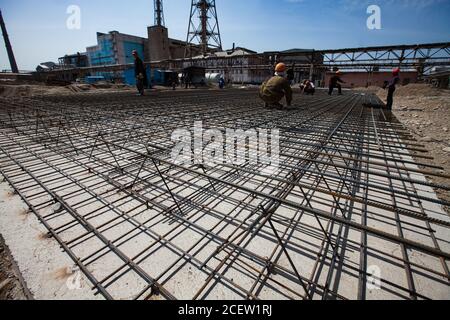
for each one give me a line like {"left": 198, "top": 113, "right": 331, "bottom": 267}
{"left": 54, "top": 1, "right": 208, "bottom": 85}
{"left": 182, "top": 47, "right": 269, "bottom": 84}
{"left": 42, "top": 1, "right": 449, "bottom": 88}
{"left": 85, "top": 31, "right": 148, "bottom": 84}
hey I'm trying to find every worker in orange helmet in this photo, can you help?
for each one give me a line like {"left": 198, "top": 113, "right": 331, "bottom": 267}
{"left": 259, "top": 62, "right": 293, "bottom": 110}
{"left": 328, "top": 70, "right": 345, "bottom": 95}
{"left": 385, "top": 68, "right": 401, "bottom": 111}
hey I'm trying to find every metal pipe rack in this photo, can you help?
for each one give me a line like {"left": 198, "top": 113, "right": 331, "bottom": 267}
{"left": 0, "top": 89, "right": 449, "bottom": 300}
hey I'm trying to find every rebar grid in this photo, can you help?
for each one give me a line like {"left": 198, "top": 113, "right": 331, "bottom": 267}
{"left": 0, "top": 89, "right": 449, "bottom": 300}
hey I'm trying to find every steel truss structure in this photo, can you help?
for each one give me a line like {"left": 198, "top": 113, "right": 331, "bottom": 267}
{"left": 154, "top": 0, "right": 165, "bottom": 27}
{"left": 0, "top": 90, "right": 449, "bottom": 300}
{"left": 185, "top": 0, "right": 222, "bottom": 57}
{"left": 274, "top": 42, "right": 450, "bottom": 75}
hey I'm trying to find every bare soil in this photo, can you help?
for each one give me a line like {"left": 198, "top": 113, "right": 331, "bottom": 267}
{"left": 376, "top": 84, "right": 450, "bottom": 213}
{"left": 0, "top": 83, "right": 135, "bottom": 98}
{"left": 0, "top": 235, "right": 30, "bottom": 300}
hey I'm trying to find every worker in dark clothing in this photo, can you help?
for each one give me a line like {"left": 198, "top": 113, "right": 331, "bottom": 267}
{"left": 328, "top": 70, "right": 345, "bottom": 95}
{"left": 132, "top": 50, "right": 147, "bottom": 96}
{"left": 386, "top": 68, "right": 400, "bottom": 111}
{"left": 259, "top": 63, "right": 293, "bottom": 110}
{"left": 219, "top": 75, "right": 225, "bottom": 89}
{"left": 287, "top": 68, "right": 295, "bottom": 85}
{"left": 185, "top": 75, "right": 191, "bottom": 89}
{"left": 301, "top": 80, "right": 315, "bottom": 95}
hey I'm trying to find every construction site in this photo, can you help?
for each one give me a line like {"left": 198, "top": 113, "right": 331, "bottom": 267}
{"left": 0, "top": 1, "right": 449, "bottom": 302}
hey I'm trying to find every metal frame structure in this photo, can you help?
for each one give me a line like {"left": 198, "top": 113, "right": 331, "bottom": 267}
{"left": 319, "top": 43, "right": 450, "bottom": 72}
{"left": 273, "top": 42, "right": 450, "bottom": 76}
{"left": 154, "top": 0, "right": 165, "bottom": 27}
{"left": 185, "top": 0, "right": 222, "bottom": 57}
{"left": 0, "top": 90, "right": 449, "bottom": 300}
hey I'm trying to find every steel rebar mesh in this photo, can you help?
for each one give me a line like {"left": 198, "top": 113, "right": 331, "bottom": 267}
{"left": 0, "top": 89, "right": 449, "bottom": 300}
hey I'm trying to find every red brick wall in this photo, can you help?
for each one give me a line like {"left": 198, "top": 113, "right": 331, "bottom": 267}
{"left": 324, "top": 72, "right": 418, "bottom": 88}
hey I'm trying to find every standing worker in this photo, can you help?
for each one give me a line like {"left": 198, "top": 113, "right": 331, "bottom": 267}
{"left": 328, "top": 70, "right": 345, "bottom": 95}
{"left": 287, "top": 68, "right": 295, "bottom": 85}
{"left": 132, "top": 50, "right": 147, "bottom": 96}
{"left": 219, "top": 75, "right": 225, "bottom": 89}
{"left": 259, "top": 63, "right": 293, "bottom": 110}
{"left": 386, "top": 68, "right": 400, "bottom": 111}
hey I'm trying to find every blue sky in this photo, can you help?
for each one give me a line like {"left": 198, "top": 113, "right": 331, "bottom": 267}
{"left": 1, "top": 0, "right": 450, "bottom": 70}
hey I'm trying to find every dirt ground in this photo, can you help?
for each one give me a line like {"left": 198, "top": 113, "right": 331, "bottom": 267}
{"left": 0, "top": 83, "right": 232, "bottom": 99}
{"left": 0, "top": 83, "right": 137, "bottom": 98}
{"left": 0, "top": 235, "right": 30, "bottom": 300}
{"left": 375, "top": 84, "right": 450, "bottom": 214}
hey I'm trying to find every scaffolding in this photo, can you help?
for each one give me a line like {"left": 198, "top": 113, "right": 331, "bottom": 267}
{"left": 0, "top": 90, "right": 449, "bottom": 300}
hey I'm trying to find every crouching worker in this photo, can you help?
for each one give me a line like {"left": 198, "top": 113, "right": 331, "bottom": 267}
{"left": 301, "top": 80, "right": 315, "bottom": 95}
{"left": 259, "top": 63, "right": 293, "bottom": 110}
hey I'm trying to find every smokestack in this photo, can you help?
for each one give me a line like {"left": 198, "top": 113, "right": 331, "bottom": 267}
{"left": 0, "top": 10, "right": 19, "bottom": 73}
{"left": 154, "top": 0, "right": 165, "bottom": 27}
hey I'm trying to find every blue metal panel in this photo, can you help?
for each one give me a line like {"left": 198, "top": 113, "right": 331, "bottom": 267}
{"left": 146, "top": 66, "right": 151, "bottom": 87}
{"left": 153, "top": 70, "right": 165, "bottom": 85}
{"left": 123, "top": 41, "right": 145, "bottom": 64}
{"left": 86, "top": 34, "right": 151, "bottom": 86}
{"left": 124, "top": 68, "right": 136, "bottom": 85}
{"left": 123, "top": 66, "right": 151, "bottom": 86}
{"left": 85, "top": 76, "right": 106, "bottom": 84}
{"left": 122, "top": 41, "right": 149, "bottom": 86}
{"left": 89, "top": 37, "right": 115, "bottom": 66}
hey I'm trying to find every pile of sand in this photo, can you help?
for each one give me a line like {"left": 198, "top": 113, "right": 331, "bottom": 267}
{"left": 66, "top": 84, "right": 92, "bottom": 93}
{"left": 0, "top": 85, "right": 73, "bottom": 98}
{"left": 353, "top": 86, "right": 381, "bottom": 93}
{"left": 0, "top": 83, "right": 134, "bottom": 98}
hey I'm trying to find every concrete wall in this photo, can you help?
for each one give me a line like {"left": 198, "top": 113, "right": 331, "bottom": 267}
{"left": 147, "top": 26, "right": 203, "bottom": 61}
{"left": 147, "top": 26, "right": 170, "bottom": 61}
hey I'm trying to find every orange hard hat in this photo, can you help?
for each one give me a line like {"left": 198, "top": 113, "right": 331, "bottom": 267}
{"left": 275, "top": 63, "right": 287, "bottom": 73}
{"left": 393, "top": 68, "right": 400, "bottom": 75}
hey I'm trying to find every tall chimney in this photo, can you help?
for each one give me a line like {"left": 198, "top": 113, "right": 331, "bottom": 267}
{"left": 0, "top": 10, "right": 19, "bottom": 73}
{"left": 154, "top": 0, "right": 165, "bottom": 27}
